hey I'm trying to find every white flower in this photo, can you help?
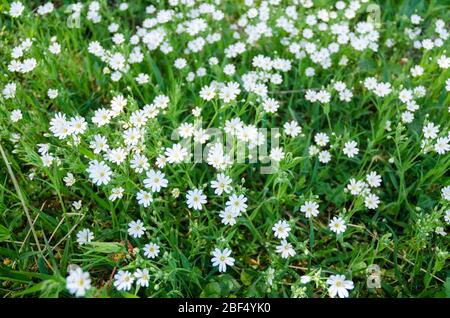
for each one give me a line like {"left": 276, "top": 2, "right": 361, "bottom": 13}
{"left": 155, "top": 155, "right": 167, "bottom": 169}
{"left": 109, "top": 187, "right": 124, "bottom": 201}
{"left": 49, "top": 42, "right": 61, "bottom": 55}
{"left": 76, "top": 228, "right": 94, "bottom": 245}
{"left": 2, "top": 82, "right": 16, "bottom": 99}
{"left": 300, "top": 275, "right": 311, "bottom": 284}
{"left": 364, "top": 193, "right": 380, "bottom": 209}
{"left": 301, "top": 201, "right": 319, "bottom": 218}
{"left": 219, "top": 208, "right": 238, "bottom": 226}
{"left": 134, "top": 269, "right": 150, "bottom": 287}
{"left": 63, "top": 172, "right": 76, "bottom": 187}
{"left": 87, "top": 160, "right": 112, "bottom": 186}
{"left": 72, "top": 200, "right": 82, "bottom": 210}
{"left": 267, "top": 268, "right": 275, "bottom": 286}
{"left": 441, "top": 186, "right": 450, "bottom": 201}
{"left": 200, "top": 85, "right": 216, "bottom": 101}
{"left": 174, "top": 58, "right": 187, "bottom": 69}
{"left": 137, "top": 190, "right": 153, "bottom": 207}
{"left": 143, "top": 243, "right": 160, "bottom": 259}
{"left": 178, "top": 123, "right": 195, "bottom": 138}
{"left": 49, "top": 112, "right": 71, "bottom": 139}
{"left": 284, "top": 121, "right": 302, "bottom": 137}
{"left": 262, "top": 98, "right": 280, "bottom": 113}
{"left": 143, "top": 170, "right": 168, "bottom": 193}
{"left": 91, "top": 108, "right": 112, "bottom": 127}
{"left": 211, "top": 173, "right": 232, "bottom": 196}
{"left": 327, "top": 274, "right": 354, "bottom": 298}
{"left": 69, "top": 116, "right": 87, "bottom": 135}
{"left": 165, "top": 143, "right": 188, "bottom": 164}
{"left": 411, "top": 14, "right": 422, "bottom": 25}
{"left": 106, "top": 147, "right": 127, "bottom": 165}
{"left": 123, "top": 128, "right": 142, "bottom": 146}
{"left": 219, "top": 81, "right": 240, "bottom": 103}
{"left": 153, "top": 95, "right": 170, "bottom": 109}
{"left": 437, "top": 55, "right": 450, "bottom": 69}
{"left": 410, "top": 65, "right": 423, "bottom": 77}
{"left": 272, "top": 220, "right": 291, "bottom": 240}
{"left": 444, "top": 210, "right": 450, "bottom": 224}
{"left": 130, "top": 153, "right": 149, "bottom": 173}
{"left": 10, "top": 109, "right": 22, "bottom": 122}
{"left": 136, "top": 73, "right": 149, "bottom": 84}
{"left": 275, "top": 240, "right": 296, "bottom": 258}
{"left": 186, "top": 188, "right": 207, "bottom": 210}
{"left": 343, "top": 141, "right": 359, "bottom": 158}
{"left": 435, "top": 226, "right": 446, "bottom": 236}
{"left": 329, "top": 217, "right": 347, "bottom": 235}
{"left": 366, "top": 172, "right": 382, "bottom": 188}
{"left": 128, "top": 219, "right": 146, "bottom": 238}
{"left": 114, "top": 270, "right": 134, "bottom": 291}
{"left": 9, "top": 2, "right": 25, "bottom": 18}
{"left": 223, "top": 64, "right": 236, "bottom": 76}
{"left": 225, "top": 194, "right": 248, "bottom": 215}
{"left": 314, "top": 132, "right": 329, "bottom": 146}
{"left": 270, "top": 147, "right": 285, "bottom": 162}
{"left": 434, "top": 137, "right": 450, "bottom": 154}
{"left": 47, "top": 88, "right": 58, "bottom": 99}
{"left": 347, "top": 178, "right": 366, "bottom": 195}
{"left": 66, "top": 267, "right": 91, "bottom": 297}
{"left": 318, "top": 150, "right": 331, "bottom": 163}
{"left": 90, "top": 135, "right": 109, "bottom": 154}
{"left": 423, "top": 122, "right": 439, "bottom": 139}
{"left": 41, "top": 153, "right": 54, "bottom": 167}
{"left": 211, "top": 248, "right": 235, "bottom": 272}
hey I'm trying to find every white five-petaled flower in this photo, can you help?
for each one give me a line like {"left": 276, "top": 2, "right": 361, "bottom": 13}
{"left": 284, "top": 120, "right": 302, "bottom": 137}
{"left": 87, "top": 160, "right": 112, "bottom": 186}
{"left": 9, "top": 1, "right": 25, "bottom": 18}
{"left": 128, "top": 219, "right": 146, "bottom": 238}
{"left": 186, "top": 188, "right": 207, "bottom": 210}
{"left": 225, "top": 194, "right": 248, "bottom": 215}
{"left": 76, "top": 228, "right": 94, "bottom": 245}
{"left": 315, "top": 132, "right": 329, "bottom": 147}
{"left": 109, "top": 187, "right": 124, "bottom": 201}
{"left": 272, "top": 220, "right": 291, "bottom": 239}
{"left": 343, "top": 140, "right": 359, "bottom": 158}
{"left": 143, "top": 169, "right": 168, "bottom": 193}
{"left": 219, "top": 208, "right": 238, "bottom": 226}
{"left": 327, "top": 274, "right": 354, "bottom": 298}
{"left": 441, "top": 186, "right": 450, "bottom": 201}
{"left": 366, "top": 171, "right": 382, "bottom": 188}
{"left": 137, "top": 190, "right": 153, "bottom": 207}
{"left": 364, "top": 193, "right": 380, "bottom": 209}
{"left": 300, "top": 201, "right": 319, "bottom": 218}
{"left": 143, "top": 242, "right": 160, "bottom": 259}
{"left": 165, "top": 143, "right": 188, "bottom": 164}
{"left": 63, "top": 172, "right": 76, "bottom": 187}
{"left": 275, "top": 240, "right": 296, "bottom": 258}
{"left": 329, "top": 216, "right": 347, "bottom": 235}
{"left": 270, "top": 147, "right": 285, "bottom": 162}
{"left": 210, "top": 173, "right": 232, "bottom": 195}
{"left": 211, "top": 248, "right": 235, "bottom": 272}
{"left": 113, "top": 270, "right": 134, "bottom": 291}
{"left": 66, "top": 267, "right": 91, "bottom": 297}
{"left": 134, "top": 268, "right": 150, "bottom": 287}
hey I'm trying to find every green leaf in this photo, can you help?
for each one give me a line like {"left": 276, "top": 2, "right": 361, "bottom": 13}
{"left": 0, "top": 224, "right": 10, "bottom": 242}
{"left": 445, "top": 277, "right": 450, "bottom": 298}
{"left": 200, "top": 282, "right": 222, "bottom": 298}
{"left": 83, "top": 242, "right": 125, "bottom": 254}
{"left": 240, "top": 270, "right": 253, "bottom": 286}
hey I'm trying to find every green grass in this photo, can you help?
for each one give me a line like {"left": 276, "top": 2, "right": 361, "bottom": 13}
{"left": 0, "top": 0, "right": 449, "bottom": 298}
